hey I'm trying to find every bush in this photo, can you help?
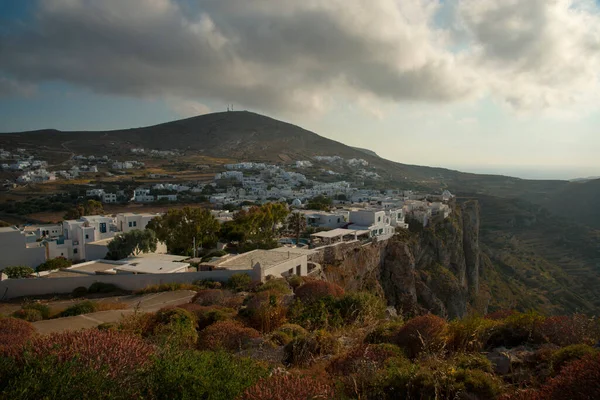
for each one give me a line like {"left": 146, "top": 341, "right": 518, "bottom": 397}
{"left": 523, "top": 353, "right": 600, "bottom": 400}
{"left": 72, "top": 286, "right": 88, "bottom": 298}
{"left": 284, "top": 330, "right": 340, "bottom": 367}
{"left": 365, "top": 320, "right": 405, "bottom": 344}
{"left": 255, "top": 279, "right": 292, "bottom": 295}
{"left": 88, "top": 282, "right": 120, "bottom": 294}
{"left": 3, "top": 265, "right": 34, "bottom": 279}
{"left": 144, "top": 350, "right": 268, "bottom": 400}
{"left": 193, "top": 279, "right": 223, "bottom": 289}
{"left": 270, "top": 324, "right": 307, "bottom": 346}
{"left": 295, "top": 280, "right": 344, "bottom": 303}
{"left": 240, "top": 374, "right": 335, "bottom": 400}
{"left": 36, "top": 257, "right": 71, "bottom": 272}
{"left": 453, "top": 353, "right": 493, "bottom": 373}
{"left": 336, "top": 292, "right": 386, "bottom": 326}
{"left": 226, "top": 273, "right": 252, "bottom": 292}
{"left": 394, "top": 314, "right": 447, "bottom": 358}
{"left": 240, "top": 290, "right": 288, "bottom": 332}
{"left": 135, "top": 282, "right": 198, "bottom": 294}
{"left": 177, "top": 304, "right": 236, "bottom": 330}
{"left": 60, "top": 301, "right": 97, "bottom": 317}
{"left": 447, "top": 315, "right": 500, "bottom": 352}
{"left": 192, "top": 289, "right": 231, "bottom": 306}
{"left": 486, "top": 311, "right": 545, "bottom": 348}
{"left": 551, "top": 344, "right": 598, "bottom": 373}
{"left": 146, "top": 307, "right": 198, "bottom": 348}
{"left": 0, "top": 318, "right": 35, "bottom": 357}
{"left": 12, "top": 308, "right": 43, "bottom": 322}
{"left": 198, "top": 320, "right": 261, "bottom": 351}
{"left": 287, "top": 275, "right": 303, "bottom": 290}
{"left": 2, "top": 330, "right": 154, "bottom": 399}
{"left": 288, "top": 296, "right": 343, "bottom": 330}
{"left": 21, "top": 303, "right": 51, "bottom": 319}
{"left": 540, "top": 314, "right": 600, "bottom": 346}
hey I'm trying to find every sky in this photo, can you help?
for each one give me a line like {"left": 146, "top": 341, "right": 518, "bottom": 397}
{"left": 1, "top": 0, "right": 599, "bottom": 180}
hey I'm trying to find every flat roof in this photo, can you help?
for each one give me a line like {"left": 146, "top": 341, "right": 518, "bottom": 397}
{"left": 310, "top": 228, "right": 370, "bottom": 239}
{"left": 114, "top": 260, "right": 189, "bottom": 274}
{"left": 123, "top": 253, "right": 188, "bottom": 263}
{"left": 270, "top": 247, "right": 318, "bottom": 256}
{"left": 69, "top": 261, "right": 117, "bottom": 273}
{"left": 0, "top": 226, "right": 19, "bottom": 233}
{"left": 88, "top": 237, "right": 114, "bottom": 245}
{"left": 215, "top": 249, "right": 305, "bottom": 269}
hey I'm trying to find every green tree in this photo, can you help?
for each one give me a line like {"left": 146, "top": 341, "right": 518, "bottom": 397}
{"left": 36, "top": 257, "right": 72, "bottom": 272}
{"left": 106, "top": 229, "right": 158, "bottom": 260}
{"left": 3, "top": 265, "right": 34, "bottom": 279}
{"left": 306, "top": 195, "right": 333, "bottom": 211}
{"left": 147, "top": 207, "right": 220, "bottom": 255}
{"left": 226, "top": 203, "right": 289, "bottom": 246}
{"left": 64, "top": 199, "right": 104, "bottom": 220}
{"left": 288, "top": 212, "right": 307, "bottom": 245}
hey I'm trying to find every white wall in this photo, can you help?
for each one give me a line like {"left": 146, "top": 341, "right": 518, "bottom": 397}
{"left": 0, "top": 269, "right": 258, "bottom": 299}
{"left": 260, "top": 255, "right": 307, "bottom": 281}
{"left": 0, "top": 230, "right": 47, "bottom": 270}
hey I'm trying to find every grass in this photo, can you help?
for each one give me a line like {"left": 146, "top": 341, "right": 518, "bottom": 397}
{"left": 134, "top": 283, "right": 200, "bottom": 294}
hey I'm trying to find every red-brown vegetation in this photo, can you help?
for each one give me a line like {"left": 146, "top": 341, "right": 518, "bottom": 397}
{"left": 294, "top": 281, "right": 345, "bottom": 303}
{"left": 198, "top": 320, "right": 260, "bottom": 351}
{"left": 192, "top": 289, "right": 232, "bottom": 306}
{"left": 240, "top": 374, "right": 335, "bottom": 400}
{"left": 242, "top": 290, "right": 288, "bottom": 332}
{"left": 24, "top": 330, "right": 154, "bottom": 377}
{"left": 394, "top": 314, "right": 447, "bottom": 358}
{"left": 0, "top": 317, "right": 36, "bottom": 357}
{"left": 539, "top": 314, "right": 600, "bottom": 346}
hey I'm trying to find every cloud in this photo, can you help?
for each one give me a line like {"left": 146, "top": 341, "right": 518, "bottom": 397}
{"left": 0, "top": 0, "right": 599, "bottom": 115}
{"left": 166, "top": 97, "right": 210, "bottom": 118}
{"left": 0, "top": 77, "right": 36, "bottom": 98}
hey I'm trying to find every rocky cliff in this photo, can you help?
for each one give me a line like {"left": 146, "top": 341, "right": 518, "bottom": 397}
{"left": 313, "top": 200, "right": 482, "bottom": 319}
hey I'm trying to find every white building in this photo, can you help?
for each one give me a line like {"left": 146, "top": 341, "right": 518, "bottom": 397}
{"left": 102, "top": 193, "right": 117, "bottom": 203}
{"left": 116, "top": 213, "right": 161, "bottom": 233}
{"left": 0, "top": 227, "right": 47, "bottom": 271}
{"left": 305, "top": 211, "right": 349, "bottom": 229}
{"left": 134, "top": 189, "right": 155, "bottom": 203}
{"left": 57, "top": 216, "right": 118, "bottom": 261}
{"left": 348, "top": 210, "right": 395, "bottom": 238}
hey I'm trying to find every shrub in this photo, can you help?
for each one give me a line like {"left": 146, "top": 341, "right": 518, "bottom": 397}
{"left": 192, "top": 289, "right": 231, "bottom": 306}
{"left": 36, "top": 257, "right": 71, "bottom": 272}
{"left": 287, "top": 275, "right": 303, "bottom": 290}
{"left": 146, "top": 307, "right": 198, "bottom": 348}
{"left": 97, "top": 322, "right": 118, "bottom": 331}
{"left": 328, "top": 343, "right": 402, "bottom": 375}
{"left": 485, "top": 309, "right": 517, "bottom": 320}
{"left": 540, "top": 314, "right": 600, "bottom": 346}
{"left": 3, "top": 265, "right": 34, "bottom": 279}
{"left": 241, "top": 374, "right": 335, "bottom": 400}
{"left": 284, "top": 330, "right": 340, "bottom": 367}
{"left": 144, "top": 350, "right": 268, "bottom": 400}
{"left": 295, "top": 280, "right": 344, "bottom": 303}
{"left": 198, "top": 320, "right": 260, "bottom": 351}
{"left": 71, "top": 286, "right": 88, "bottom": 298}
{"left": 177, "top": 304, "right": 236, "bottom": 330}
{"left": 486, "top": 311, "right": 545, "bottom": 348}
{"left": 255, "top": 279, "right": 292, "bottom": 295}
{"left": 240, "top": 290, "right": 288, "bottom": 332}
{"left": 0, "top": 318, "right": 35, "bottom": 357}
{"left": 226, "top": 273, "right": 252, "bottom": 292}
{"left": 270, "top": 324, "right": 307, "bottom": 346}
{"left": 551, "top": 344, "right": 598, "bottom": 373}
{"left": 395, "top": 314, "right": 447, "bottom": 359}
{"left": 135, "top": 282, "right": 198, "bottom": 294}
{"left": 336, "top": 292, "right": 386, "bottom": 326}
{"left": 288, "top": 296, "right": 343, "bottom": 330}
{"left": 365, "top": 320, "right": 405, "bottom": 344}
{"left": 2, "top": 330, "right": 154, "bottom": 399}
{"left": 453, "top": 353, "right": 493, "bottom": 373}
{"left": 88, "top": 282, "right": 120, "bottom": 294}
{"left": 193, "top": 279, "right": 223, "bottom": 289}
{"left": 447, "top": 315, "right": 500, "bottom": 352}
{"left": 524, "top": 353, "right": 600, "bottom": 400}
{"left": 60, "top": 300, "right": 97, "bottom": 317}
{"left": 22, "top": 303, "right": 51, "bottom": 319}
{"left": 12, "top": 308, "right": 43, "bottom": 322}
{"left": 453, "top": 368, "right": 503, "bottom": 399}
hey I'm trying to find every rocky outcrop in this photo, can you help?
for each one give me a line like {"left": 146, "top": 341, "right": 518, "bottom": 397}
{"left": 315, "top": 201, "right": 482, "bottom": 319}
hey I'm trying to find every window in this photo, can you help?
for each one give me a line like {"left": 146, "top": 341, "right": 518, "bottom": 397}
{"left": 133, "top": 221, "right": 137, "bottom": 227}
{"left": 85, "top": 234, "right": 89, "bottom": 239}
{"left": 337, "top": 218, "right": 340, "bottom": 223}
{"left": 100, "top": 223, "right": 107, "bottom": 233}
{"left": 378, "top": 216, "right": 381, "bottom": 222}
{"left": 74, "top": 248, "right": 78, "bottom": 254}
{"left": 128, "top": 221, "right": 133, "bottom": 227}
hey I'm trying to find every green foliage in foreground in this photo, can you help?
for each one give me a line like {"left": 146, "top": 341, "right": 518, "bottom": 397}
{"left": 3, "top": 266, "right": 34, "bottom": 279}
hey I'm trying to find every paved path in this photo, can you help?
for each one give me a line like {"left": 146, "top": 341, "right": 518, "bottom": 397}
{"left": 32, "top": 290, "right": 195, "bottom": 335}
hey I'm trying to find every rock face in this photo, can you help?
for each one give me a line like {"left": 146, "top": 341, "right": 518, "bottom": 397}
{"left": 314, "top": 201, "right": 482, "bottom": 318}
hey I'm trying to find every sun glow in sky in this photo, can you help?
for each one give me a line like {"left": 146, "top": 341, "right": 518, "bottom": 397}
{"left": 1, "top": 0, "right": 599, "bottom": 180}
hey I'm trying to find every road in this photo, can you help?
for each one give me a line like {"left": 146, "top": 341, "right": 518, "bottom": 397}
{"left": 31, "top": 290, "right": 195, "bottom": 335}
